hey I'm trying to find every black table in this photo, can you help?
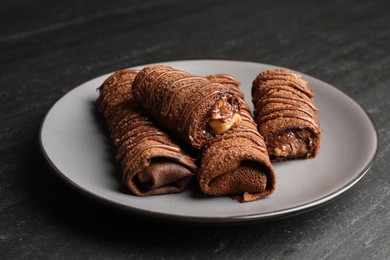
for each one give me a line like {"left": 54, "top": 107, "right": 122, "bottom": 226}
{"left": 2, "top": 0, "right": 389, "bottom": 258}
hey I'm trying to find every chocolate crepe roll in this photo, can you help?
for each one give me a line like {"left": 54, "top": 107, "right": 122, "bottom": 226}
{"left": 132, "top": 65, "right": 243, "bottom": 149}
{"left": 97, "top": 69, "right": 197, "bottom": 196}
{"left": 252, "top": 68, "right": 321, "bottom": 161}
{"left": 198, "top": 107, "right": 276, "bottom": 202}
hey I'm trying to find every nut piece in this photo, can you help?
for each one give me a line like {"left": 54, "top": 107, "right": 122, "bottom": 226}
{"left": 208, "top": 113, "right": 242, "bottom": 134}
{"left": 267, "top": 132, "right": 308, "bottom": 157}
{"left": 207, "top": 97, "right": 241, "bottom": 135}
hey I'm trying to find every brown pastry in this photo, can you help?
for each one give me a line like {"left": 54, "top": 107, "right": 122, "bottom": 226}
{"left": 198, "top": 109, "right": 276, "bottom": 202}
{"left": 132, "top": 65, "right": 243, "bottom": 149}
{"left": 96, "top": 69, "right": 197, "bottom": 196}
{"left": 252, "top": 68, "right": 321, "bottom": 161}
{"left": 198, "top": 76, "right": 276, "bottom": 202}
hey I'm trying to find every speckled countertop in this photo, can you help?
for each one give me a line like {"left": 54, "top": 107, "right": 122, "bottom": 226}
{"left": 1, "top": 0, "right": 389, "bottom": 258}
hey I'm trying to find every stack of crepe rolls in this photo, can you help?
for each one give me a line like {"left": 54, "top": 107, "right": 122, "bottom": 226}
{"left": 252, "top": 68, "right": 321, "bottom": 161}
{"left": 133, "top": 66, "right": 276, "bottom": 202}
{"left": 96, "top": 69, "right": 197, "bottom": 196}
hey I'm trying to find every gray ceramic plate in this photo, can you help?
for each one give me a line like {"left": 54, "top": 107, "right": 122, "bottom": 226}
{"left": 40, "top": 60, "right": 378, "bottom": 224}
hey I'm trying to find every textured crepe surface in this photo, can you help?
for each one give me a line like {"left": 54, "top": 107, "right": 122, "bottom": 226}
{"left": 97, "top": 69, "right": 196, "bottom": 196}
{"left": 198, "top": 75, "right": 276, "bottom": 202}
{"left": 132, "top": 65, "right": 242, "bottom": 149}
{"left": 252, "top": 68, "right": 321, "bottom": 161}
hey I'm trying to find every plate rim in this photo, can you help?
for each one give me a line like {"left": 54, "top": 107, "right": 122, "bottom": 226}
{"left": 38, "top": 59, "right": 379, "bottom": 224}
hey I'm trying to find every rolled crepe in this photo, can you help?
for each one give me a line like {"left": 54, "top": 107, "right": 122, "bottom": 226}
{"left": 252, "top": 68, "right": 321, "bottom": 161}
{"left": 96, "top": 69, "right": 197, "bottom": 196}
{"left": 197, "top": 74, "right": 276, "bottom": 202}
{"left": 132, "top": 65, "right": 243, "bottom": 149}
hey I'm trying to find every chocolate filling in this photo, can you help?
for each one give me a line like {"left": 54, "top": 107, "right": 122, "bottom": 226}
{"left": 207, "top": 95, "right": 241, "bottom": 135}
{"left": 267, "top": 130, "right": 313, "bottom": 159}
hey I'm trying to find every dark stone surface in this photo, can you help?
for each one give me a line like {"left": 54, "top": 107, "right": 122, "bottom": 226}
{"left": 1, "top": 0, "right": 389, "bottom": 258}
